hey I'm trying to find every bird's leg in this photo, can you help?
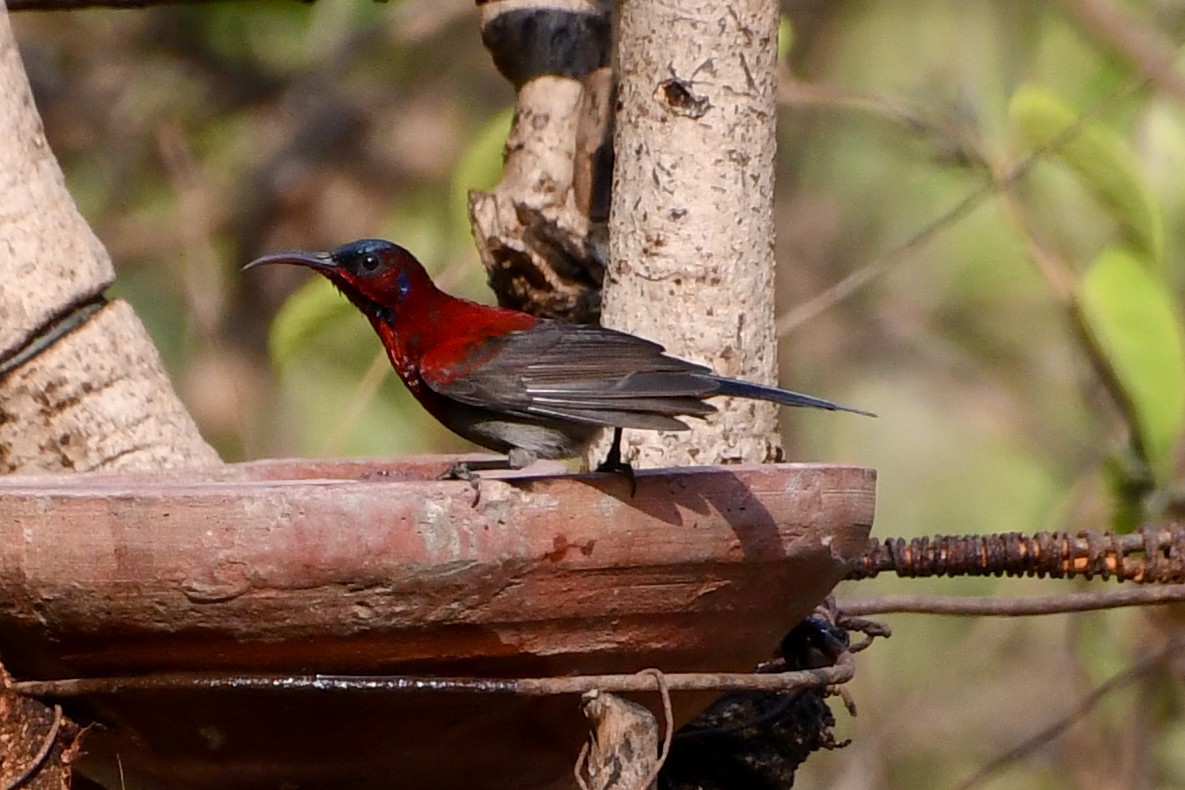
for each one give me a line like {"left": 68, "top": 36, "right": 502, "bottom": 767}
{"left": 438, "top": 450, "right": 537, "bottom": 506}
{"left": 595, "top": 427, "right": 636, "bottom": 496}
{"left": 439, "top": 459, "right": 505, "bottom": 506}
{"left": 439, "top": 458, "right": 511, "bottom": 480}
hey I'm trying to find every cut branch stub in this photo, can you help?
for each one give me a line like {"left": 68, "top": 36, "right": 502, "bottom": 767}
{"left": 469, "top": 0, "right": 613, "bottom": 322}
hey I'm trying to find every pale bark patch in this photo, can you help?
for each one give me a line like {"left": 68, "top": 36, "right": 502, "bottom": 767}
{"left": 597, "top": 0, "right": 783, "bottom": 468}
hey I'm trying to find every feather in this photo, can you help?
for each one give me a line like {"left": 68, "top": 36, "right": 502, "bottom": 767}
{"left": 420, "top": 320, "right": 871, "bottom": 431}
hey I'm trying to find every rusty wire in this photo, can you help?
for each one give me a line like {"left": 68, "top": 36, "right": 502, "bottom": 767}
{"left": 640, "top": 668, "right": 675, "bottom": 786}
{"left": 848, "top": 525, "right": 1185, "bottom": 583}
{"left": 841, "top": 584, "right": 1185, "bottom": 617}
{"left": 11, "top": 656, "right": 854, "bottom": 701}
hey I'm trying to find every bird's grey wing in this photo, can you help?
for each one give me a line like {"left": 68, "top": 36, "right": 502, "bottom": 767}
{"left": 420, "top": 322, "right": 719, "bottom": 431}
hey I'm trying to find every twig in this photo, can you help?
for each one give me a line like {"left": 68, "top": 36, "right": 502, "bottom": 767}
{"left": 776, "top": 76, "right": 1147, "bottom": 335}
{"left": 777, "top": 79, "right": 983, "bottom": 157}
{"left": 991, "top": 167, "right": 1077, "bottom": 302}
{"left": 952, "top": 638, "right": 1183, "bottom": 790}
{"left": 841, "top": 584, "right": 1185, "bottom": 617}
{"left": 1056, "top": 0, "right": 1185, "bottom": 106}
{"left": 13, "top": 659, "right": 854, "bottom": 700}
{"left": 3, "top": 704, "right": 62, "bottom": 790}
{"left": 992, "top": 164, "right": 1148, "bottom": 465}
{"left": 775, "top": 178, "right": 994, "bottom": 335}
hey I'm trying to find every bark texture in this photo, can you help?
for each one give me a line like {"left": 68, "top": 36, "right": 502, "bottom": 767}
{"left": 0, "top": 11, "right": 110, "bottom": 362}
{"left": 598, "top": 0, "right": 783, "bottom": 468}
{"left": 0, "top": 301, "right": 219, "bottom": 473}
{"left": 0, "top": 6, "right": 218, "bottom": 473}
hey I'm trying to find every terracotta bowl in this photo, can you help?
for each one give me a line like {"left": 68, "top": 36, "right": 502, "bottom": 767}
{"left": 0, "top": 455, "right": 876, "bottom": 789}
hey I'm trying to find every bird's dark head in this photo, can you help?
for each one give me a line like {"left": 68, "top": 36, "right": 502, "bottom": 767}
{"left": 244, "top": 238, "right": 432, "bottom": 322}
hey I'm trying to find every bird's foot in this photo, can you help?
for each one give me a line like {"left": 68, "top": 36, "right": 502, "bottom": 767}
{"left": 437, "top": 452, "right": 536, "bottom": 507}
{"left": 438, "top": 462, "right": 485, "bottom": 506}
{"left": 595, "top": 428, "right": 636, "bottom": 496}
{"left": 595, "top": 456, "right": 637, "bottom": 497}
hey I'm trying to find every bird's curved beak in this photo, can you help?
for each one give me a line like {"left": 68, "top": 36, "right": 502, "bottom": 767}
{"left": 241, "top": 250, "right": 336, "bottom": 272}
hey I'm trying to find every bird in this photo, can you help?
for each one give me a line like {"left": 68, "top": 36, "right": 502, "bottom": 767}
{"left": 244, "top": 238, "right": 873, "bottom": 481}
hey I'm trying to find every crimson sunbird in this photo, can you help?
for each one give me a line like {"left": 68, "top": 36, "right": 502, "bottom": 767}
{"left": 244, "top": 239, "right": 872, "bottom": 476}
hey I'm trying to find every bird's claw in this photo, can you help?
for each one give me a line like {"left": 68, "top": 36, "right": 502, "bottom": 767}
{"left": 438, "top": 462, "right": 482, "bottom": 507}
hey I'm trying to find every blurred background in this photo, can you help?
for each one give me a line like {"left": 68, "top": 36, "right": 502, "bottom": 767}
{"left": 12, "top": 1, "right": 1185, "bottom": 787}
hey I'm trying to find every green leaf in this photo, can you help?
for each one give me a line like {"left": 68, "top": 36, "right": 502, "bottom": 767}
{"left": 1079, "top": 248, "right": 1185, "bottom": 471}
{"left": 268, "top": 277, "right": 355, "bottom": 370}
{"left": 1010, "top": 85, "right": 1163, "bottom": 262}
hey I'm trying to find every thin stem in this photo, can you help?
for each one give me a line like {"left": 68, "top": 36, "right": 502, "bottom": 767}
{"left": 841, "top": 585, "right": 1185, "bottom": 617}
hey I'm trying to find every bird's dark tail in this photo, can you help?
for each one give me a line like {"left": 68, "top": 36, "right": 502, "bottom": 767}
{"left": 711, "top": 377, "right": 876, "bottom": 417}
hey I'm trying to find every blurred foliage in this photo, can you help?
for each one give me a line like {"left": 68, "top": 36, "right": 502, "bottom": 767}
{"left": 11, "top": 0, "right": 1185, "bottom": 787}
{"left": 1080, "top": 248, "right": 1185, "bottom": 478}
{"left": 777, "top": 14, "right": 794, "bottom": 64}
{"left": 1011, "top": 83, "right": 1164, "bottom": 263}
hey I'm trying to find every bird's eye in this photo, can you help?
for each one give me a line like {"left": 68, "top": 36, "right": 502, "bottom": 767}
{"left": 360, "top": 254, "right": 380, "bottom": 272}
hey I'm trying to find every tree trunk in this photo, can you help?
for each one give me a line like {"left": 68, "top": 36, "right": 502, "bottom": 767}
{"left": 0, "top": 6, "right": 217, "bottom": 472}
{"left": 596, "top": 0, "right": 783, "bottom": 468}
{"left": 580, "top": 0, "right": 785, "bottom": 778}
